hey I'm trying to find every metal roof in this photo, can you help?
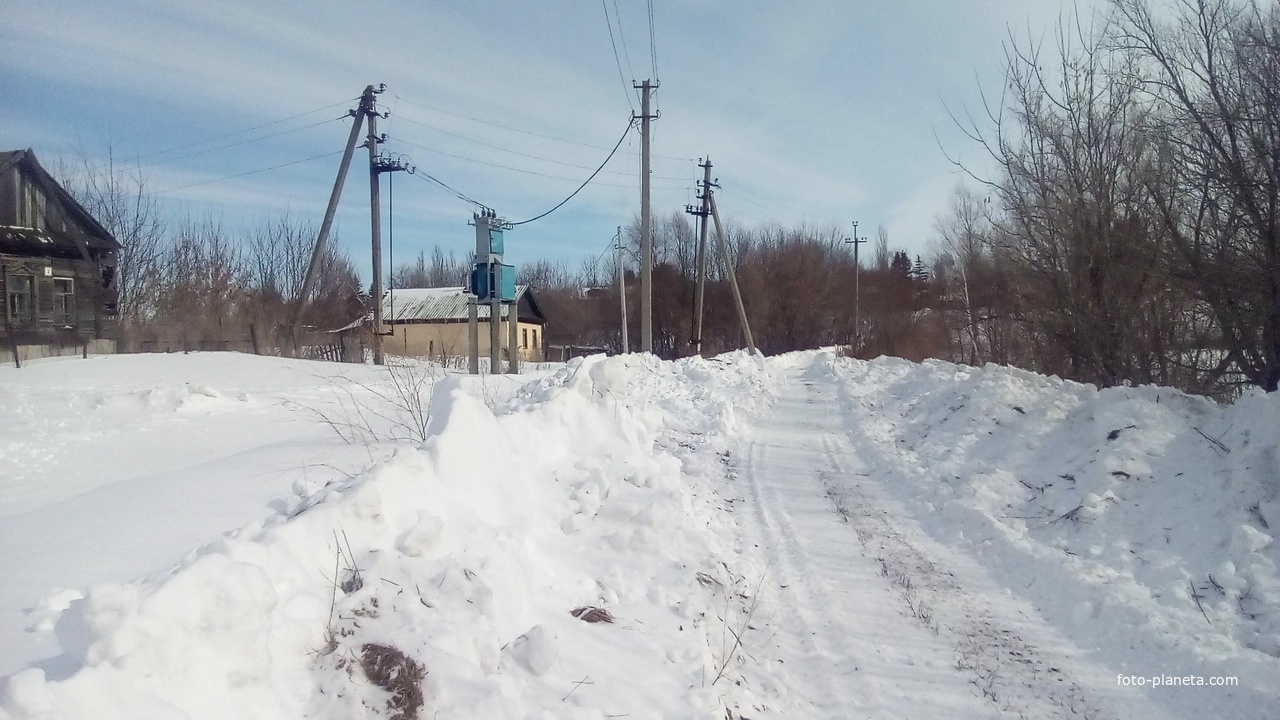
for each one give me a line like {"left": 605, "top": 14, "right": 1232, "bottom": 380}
{"left": 382, "top": 286, "right": 532, "bottom": 322}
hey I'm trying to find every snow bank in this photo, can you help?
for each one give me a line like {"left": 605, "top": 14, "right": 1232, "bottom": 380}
{"left": 818, "top": 351, "right": 1280, "bottom": 698}
{"left": 1, "top": 352, "right": 773, "bottom": 719}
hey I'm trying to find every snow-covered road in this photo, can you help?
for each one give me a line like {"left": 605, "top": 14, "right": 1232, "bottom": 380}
{"left": 726, "top": 366, "right": 1173, "bottom": 718}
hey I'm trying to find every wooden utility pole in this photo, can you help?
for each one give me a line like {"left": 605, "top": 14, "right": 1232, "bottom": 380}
{"left": 290, "top": 86, "right": 373, "bottom": 353}
{"left": 634, "top": 79, "right": 658, "bottom": 353}
{"left": 366, "top": 89, "right": 386, "bottom": 365}
{"left": 707, "top": 190, "right": 756, "bottom": 355}
{"left": 616, "top": 226, "right": 629, "bottom": 353}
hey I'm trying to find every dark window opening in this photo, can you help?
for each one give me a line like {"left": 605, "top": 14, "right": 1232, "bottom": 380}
{"left": 7, "top": 275, "right": 34, "bottom": 326}
{"left": 54, "top": 277, "right": 75, "bottom": 325}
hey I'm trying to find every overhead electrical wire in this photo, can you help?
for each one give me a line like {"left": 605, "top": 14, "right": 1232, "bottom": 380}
{"left": 647, "top": 0, "right": 659, "bottom": 81}
{"left": 509, "top": 119, "right": 633, "bottom": 226}
{"left": 132, "top": 98, "right": 358, "bottom": 162}
{"left": 387, "top": 134, "right": 683, "bottom": 190}
{"left": 390, "top": 113, "right": 686, "bottom": 181}
{"left": 719, "top": 186, "right": 805, "bottom": 223}
{"left": 141, "top": 115, "right": 347, "bottom": 167}
{"left": 153, "top": 150, "right": 342, "bottom": 195}
{"left": 602, "top": 0, "right": 636, "bottom": 112}
{"left": 411, "top": 166, "right": 487, "bottom": 208}
{"left": 613, "top": 0, "right": 637, "bottom": 82}
{"left": 391, "top": 93, "right": 689, "bottom": 162}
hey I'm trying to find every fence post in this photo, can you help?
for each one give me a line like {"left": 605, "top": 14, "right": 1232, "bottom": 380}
{"left": 10, "top": 339, "right": 19, "bottom": 368}
{"left": 249, "top": 324, "right": 261, "bottom": 355}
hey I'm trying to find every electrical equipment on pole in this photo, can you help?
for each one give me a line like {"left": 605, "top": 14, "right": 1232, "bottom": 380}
{"left": 468, "top": 209, "right": 516, "bottom": 374}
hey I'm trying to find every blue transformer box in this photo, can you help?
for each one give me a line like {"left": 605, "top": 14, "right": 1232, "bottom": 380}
{"left": 471, "top": 262, "right": 516, "bottom": 302}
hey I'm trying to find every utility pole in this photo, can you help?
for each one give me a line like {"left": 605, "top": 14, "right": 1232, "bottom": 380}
{"left": 364, "top": 85, "right": 389, "bottom": 365}
{"left": 616, "top": 225, "right": 629, "bottom": 353}
{"left": 290, "top": 85, "right": 373, "bottom": 354}
{"left": 846, "top": 221, "right": 867, "bottom": 355}
{"left": 634, "top": 79, "right": 658, "bottom": 353}
{"left": 469, "top": 209, "right": 513, "bottom": 374}
{"left": 707, "top": 189, "right": 757, "bottom": 355}
{"left": 684, "top": 157, "right": 712, "bottom": 357}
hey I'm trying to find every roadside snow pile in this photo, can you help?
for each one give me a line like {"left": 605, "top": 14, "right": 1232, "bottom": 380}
{"left": 816, "top": 352, "right": 1280, "bottom": 693}
{"left": 1, "top": 352, "right": 772, "bottom": 720}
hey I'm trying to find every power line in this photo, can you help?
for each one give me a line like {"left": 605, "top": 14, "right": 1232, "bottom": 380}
{"left": 410, "top": 166, "right": 487, "bottom": 208}
{"left": 602, "top": 0, "right": 635, "bottom": 112}
{"left": 141, "top": 115, "right": 347, "bottom": 167}
{"left": 613, "top": 0, "right": 637, "bottom": 81}
{"left": 510, "top": 119, "right": 633, "bottom": 226}
{"left": 390, "top": 112, "right": 686, "bottom": 181}
{"left": 390, "top": 93, "right": 690, "bottom": 162}
{"left": 719, "top": 186, "right": 805, "bottom": 223}
{"left": 133, "top": 98, "right": 357, "bottom": 162}
{"left": 387, "top": 134, "right": 684, "bottom": 190}
{"left": 153, "top": 150, "right": 342, "bottom": 195}
{"left": 647, "top": 0, "right": 659, "bottom": 81}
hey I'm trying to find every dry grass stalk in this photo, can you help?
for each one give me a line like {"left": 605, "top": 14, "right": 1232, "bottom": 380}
{"left": 360, "top": 643, "right": 426, "bottom": 720}
{"left": 570, "top": 606, "right": 615, "bottom": 623}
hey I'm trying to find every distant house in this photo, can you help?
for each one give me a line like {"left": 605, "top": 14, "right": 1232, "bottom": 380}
{"left": 1, "top": 149, "right": 120, "bottom": 361}
{"left": 372, "top": 286, "right": 547, "bottom": 362}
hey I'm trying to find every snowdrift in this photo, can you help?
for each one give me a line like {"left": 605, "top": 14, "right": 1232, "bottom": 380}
{"left": 815, "top": 352, "right": 1280, "bottom": 699}
{"left": 0, "top": 352, "right": 772, "bottom": 720}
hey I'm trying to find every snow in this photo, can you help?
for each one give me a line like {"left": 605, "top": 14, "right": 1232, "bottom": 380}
{"left": 1, "top": 349, "right": 1277, "bottom": 719}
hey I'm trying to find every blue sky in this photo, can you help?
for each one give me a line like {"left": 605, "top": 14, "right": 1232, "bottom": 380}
{"left": 1, "top": 0, "right": 1093, "bottom": 280}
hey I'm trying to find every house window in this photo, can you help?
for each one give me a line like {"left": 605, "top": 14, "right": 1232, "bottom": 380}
{"left": 533, "top": 329, "right": 539, "bottom": 348}
{"left": 522, "top": 328, "right": 528, "bottom": 349}
{"left": 53, "top": 278, "right": 75, "bottom": 326}
{"left": 6, "top": 275, "right": 33, "bottom": 326}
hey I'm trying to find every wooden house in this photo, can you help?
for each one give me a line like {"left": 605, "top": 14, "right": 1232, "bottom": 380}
{"left": 1, "top": 149, "right": 120, "bottom": 361}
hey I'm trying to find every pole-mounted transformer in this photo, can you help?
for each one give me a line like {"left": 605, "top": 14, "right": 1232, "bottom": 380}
{"left": 468, "top": 209, "right": 516, "bottom": 374}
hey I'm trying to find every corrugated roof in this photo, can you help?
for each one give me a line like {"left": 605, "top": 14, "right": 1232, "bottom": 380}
{"left": 382, "top": 286, "right": 531, "bottom": 322}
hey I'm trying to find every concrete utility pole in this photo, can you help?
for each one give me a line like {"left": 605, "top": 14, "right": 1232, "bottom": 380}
{"left": 508, "top": 288, "right": 519, "bottom": 374}
{"left": 846, "top": 221, "right": 867, "bottom": 355}
{"left": 684, "top": 157, "right": 712, "bottom": 357}
{"left": 468, "top": 284, "right": 479, "bottom": 374}
{"left": 290, "top": 85, "right": 374, "bottom": 354}
{"left": 707, "top": 190, "right": 757, "bottom": 355}
{"left": 490, "top": 263, "right": 501, "bottom": 372}
{"left": 634, "top": 79, "right": 658, "bottom": 353}
{"left": 366, "top": 87, "right": 387, "bottom": 365}
{"left": 616, "top": 225, "right": 629, "bottom": 353}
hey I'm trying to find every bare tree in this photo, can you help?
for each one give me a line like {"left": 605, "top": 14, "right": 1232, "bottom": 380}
{"left": 1113, "top": 0, "right": 1280, "bottom": 391}
{"left": 59, "top": 142, "right": 165, "bottom": 331}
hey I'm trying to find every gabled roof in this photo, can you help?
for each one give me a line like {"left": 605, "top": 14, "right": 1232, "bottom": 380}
{"left": 0, "top": 149, "right": 120, "bottom": 254}
{"left": 382, "top": 286, "right": 545, "bottom": 323}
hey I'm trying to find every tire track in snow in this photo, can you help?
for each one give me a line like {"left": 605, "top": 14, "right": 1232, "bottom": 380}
{"left": 807, "top": 371, "right": 1169, "bottom": 720}
{"left": 724, "top": 372, "right": 1007, "bottom": 719}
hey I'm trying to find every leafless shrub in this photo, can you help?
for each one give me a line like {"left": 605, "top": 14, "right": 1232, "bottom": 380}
{"left": 300, "top": 359, "right": 439, "bottom": 445}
